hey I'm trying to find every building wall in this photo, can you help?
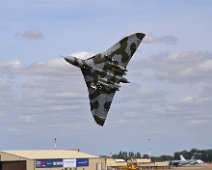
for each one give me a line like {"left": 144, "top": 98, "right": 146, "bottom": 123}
{"left": 32, "top": 158, "right": 106, "bottom": 170}
{"left": 0, "top": 152, "right": 25, "bottom": 161}
{"left": 27, "top": 160, "right": 35, "bottom": 170}
{"left": 85, "top": 157, "right": 106, "bottom": 170}
{"left": 0, "top": 152, "right": 106, "bottom": 170}
{"left": 106, "top": 158, "right": 127, "bottom": 167}
{"left": 127, "top": 158, "right": 151, "bottom": 164}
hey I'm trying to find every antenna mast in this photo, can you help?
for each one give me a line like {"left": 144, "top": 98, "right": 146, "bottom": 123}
{"left": 54, "top": 137, "right": 57, "bottom": 150}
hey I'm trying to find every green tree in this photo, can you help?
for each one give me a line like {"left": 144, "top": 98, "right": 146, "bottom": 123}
{"left": 136, "top": 152, "right": 141, "bottom": 158}
{"left": 143, "top": 154, "right": 149, "bottom": 159}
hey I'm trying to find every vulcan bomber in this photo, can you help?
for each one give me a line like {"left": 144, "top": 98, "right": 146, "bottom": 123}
{"left": 63, "top": 32, "right": 145, "bottom": 126}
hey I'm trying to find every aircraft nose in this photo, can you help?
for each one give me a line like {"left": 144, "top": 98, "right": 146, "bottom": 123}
{"left": 64, "top": 56, "right": 84, "bottom": 68}
{"left": 64, "top": 56, "right": 75, "bottom": 65}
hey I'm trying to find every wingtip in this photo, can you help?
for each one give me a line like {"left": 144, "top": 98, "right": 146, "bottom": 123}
{"left": 136, "top": 33, "right": 145, "bottom": 40}
{"left": 93, "top": 115, "right": 105, "bottom": 126}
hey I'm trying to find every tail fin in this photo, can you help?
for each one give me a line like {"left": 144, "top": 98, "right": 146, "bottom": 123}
{"left": 180, "top": 154, "right": 186, "bottom": 161}
{"left": 191, "top": 152, "right": 200, "bottom": 160}
{"left": 191, "top": 153, "right": 195, "bottom": 160}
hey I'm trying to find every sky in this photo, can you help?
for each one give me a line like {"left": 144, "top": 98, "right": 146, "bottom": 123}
{"left": 0, "top": 0, "right": 212, "bottom": 157}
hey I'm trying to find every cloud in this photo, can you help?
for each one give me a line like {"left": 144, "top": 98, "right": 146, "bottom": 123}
{"left": 24, "top": 58, "right": 70, "bottom": 77}
{"left": 0, "top": 57, "right": 80, "bottom": 79}
{"left": 178, "top": 96, "right": 210, "bottom": 104}
{"left": 0, "top": 55, "right": 157, "bottom": 135}
{"left": 18, "top": 115, "right": 34, "bottom": 123}
{"left": 1, "top": 50, "right": 212, "bottom": 151}
{"left": 0, "top": 56, "right": 90, "bottom": 131}
{"left": 6, "top": 128, "right": 19, "bottom": 133}
{"left": 70, "top": 51, "right": 95, "bottom": 59}
{"left": 126, "top": 51, "right": 212, "bottom": 133}
{"left": 0, "top": 60, "right": 22, "bottom": 77}
{"left": 15, "top": 30, "right": 44, "bottom": 40}
{"left": 124, "top": 111, "right": 139, "bottom": 117}
{"left": 190, "top": 120, "right": 208, "bottom": 126}
{"left": 110, "top": 119, "right": 144, "bottom": 125}
{"left": 141, "top": 51, "right": 212, "bottom": 83}
{"left": 0, "top": 80, "right": 10, "bottom": 90}
{"left": 143, "top": 33, "right": 178, "bottom": 44}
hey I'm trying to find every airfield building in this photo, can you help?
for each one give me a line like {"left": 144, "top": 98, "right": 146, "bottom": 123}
{"left": 106, "top": 158, "right": 127, "bottom": 169}
{"left": 0, "top": 150, "right": 106, "bottom": 170}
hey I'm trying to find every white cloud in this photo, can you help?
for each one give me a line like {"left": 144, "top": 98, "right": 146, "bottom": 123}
{"left": 25, "top": 58, "right": 70, "bottom": 76}
{"left": 0, "top": 49, "right": 212, "bottom": 154}
{"left": 143, "top": 33, "right": 178, "bottom": 44}
{"left": 152, "top": 105, "right": 178, "bottom": 114}
{"left": 0, "top": 57, "right": 88, "bottom": 120}
{"left": 141, "top": 51, "right": 212, "bottom": 83}
{"left": 0, "top": 60, "right": 22, "bottom": 77}
{"left": 178, "top": 96, "right": 210, "bottom": 104}
{"left": 179, "top": 96, "right": 195, "bottom": 103}
{"left": 70, "top": 51, "right": 95, "bottom": 59}
{"left": 15, "top": 30, "right": 44, "bottom": 40}
{"left": 111, "top": 119, "right": 144, "bottom": 125}
{"left": 0, "top": 57, "right": 80, "bottom": 81}
{"left": 0, "top": 80, "right": 10, "bottom": 89}
{"left": 198, "top": 59, "right": 212, "bottom": 71}
{"left": 190, "top": 120, "right": 208, "bottom": 126}
{"left": 127, "top": 51, "right": 212, "bottom": 132}
{"left": 150, "top": 129, "right": 168, "bottom": 135}
{"left": 18, "top": 115, "right": 34, "bottom": 123}
{"left": 6, "top": 128, "right": 19, "bottom": 133}
{"left": 124, "top": 111, "right": 139, "bottom": 117}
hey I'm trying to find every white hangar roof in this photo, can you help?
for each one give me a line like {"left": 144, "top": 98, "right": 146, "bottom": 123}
{"left": 1, "top": 150, "right": 98, "bottom": 160}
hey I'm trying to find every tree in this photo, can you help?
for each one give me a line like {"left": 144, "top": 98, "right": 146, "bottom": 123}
{"left": 112, "top": 148, "right": 212, "bottom": 163}
{"left": 143, "top": 154, "right": 149, "bottom": 159}
{"left": 136, "top": 152, "right": 141, "bottom": 158}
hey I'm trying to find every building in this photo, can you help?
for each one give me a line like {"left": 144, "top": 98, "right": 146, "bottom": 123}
{"left": 0, "top": 150, "right": 106, "bottom": 170}
{"left": 106, "top": 158, "right": 127, "bottom": 170}
{"left": 127, "top": 158, "right": 151, "bottom": 164}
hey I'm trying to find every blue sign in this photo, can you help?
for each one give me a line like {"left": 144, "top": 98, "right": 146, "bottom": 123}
{"left": 36, "top": 158, "right": 89, "bottom": 168}
{"left": 76, "top": 158, "right": 89, "bottom": 167}
{"left": 36, "top": 159, "right": 63, "bottom": 168}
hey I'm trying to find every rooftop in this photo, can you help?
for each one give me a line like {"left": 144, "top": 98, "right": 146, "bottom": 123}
{"left": 1, "top": 150, "right": 98, "bottom": 159}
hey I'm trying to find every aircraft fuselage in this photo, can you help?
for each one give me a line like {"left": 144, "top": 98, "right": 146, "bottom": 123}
{"left": 64, "top": 56, "right": 129, "bottom": 89}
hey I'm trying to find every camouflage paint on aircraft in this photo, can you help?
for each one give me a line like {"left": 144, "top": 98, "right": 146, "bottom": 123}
{"left": 64, "top": 33, "right": 145, "bottom": 126}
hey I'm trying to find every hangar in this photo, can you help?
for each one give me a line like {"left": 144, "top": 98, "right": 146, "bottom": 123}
{"left": 0, "top": 150, "right": 106, "bottom": 170}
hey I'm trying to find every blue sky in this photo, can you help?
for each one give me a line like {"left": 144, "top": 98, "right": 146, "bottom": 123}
{"left": 0, "top": 0, "right": 212, "bottom": 156}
